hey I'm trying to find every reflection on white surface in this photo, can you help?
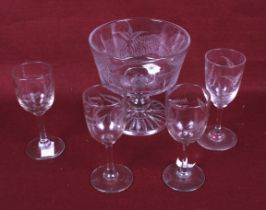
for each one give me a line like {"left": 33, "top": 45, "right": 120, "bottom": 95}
{"left": 142, "top": 63, "right": 160, "bottom": 75}
{"left": 109, "top": 121, "right": 115, "bottom": 130}
{"left": 98, "top": 122, "right": 105, "bottom": 130}
{"left": 176, "top": 157, "right": 195, "bottom": 168}
{"left": 40, "top": 141, "right": 55, "bottom": 157}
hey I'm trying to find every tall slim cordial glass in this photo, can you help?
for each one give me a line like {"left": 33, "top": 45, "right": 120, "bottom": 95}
{"left": 12, "top": 61, "right": 65, "bottom": 160}
{"left": 198, "top": 48, "right": 246, "bottom": 151}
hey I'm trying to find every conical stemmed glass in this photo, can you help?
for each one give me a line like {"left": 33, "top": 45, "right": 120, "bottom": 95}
{"left": 82, "top": 84, "right": 133, "bottom": 193}
{"left": 162, "top": 83, "right": 210, "bottom": 192}
{"left": 12, "top": 61, "right": 65, "bottom": 160}
{"left": 198, "top": 48, "right": 246, "bottom": 151}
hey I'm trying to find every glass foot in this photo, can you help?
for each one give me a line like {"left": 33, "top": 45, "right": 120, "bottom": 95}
{"left": 124, "top": 99, "right": 165, "bottom": 136}
{"left": 197, "top": 126, "right": 237, "bottom": 151}
{"left": 162, "top": 163, "right": 205, "bottom": 192}
{"left": 26, "top": 137, "right": 65, "bottom": 160}
{"left": 90, "top": 164, "right": 133, "bottom": 193}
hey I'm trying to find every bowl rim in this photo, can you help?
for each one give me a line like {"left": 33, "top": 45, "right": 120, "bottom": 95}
{"left": 205, "top": 48, "right": 246, "bottom": 68}
{"left": 88, "top": 17, "right": 191, "bottom": 60}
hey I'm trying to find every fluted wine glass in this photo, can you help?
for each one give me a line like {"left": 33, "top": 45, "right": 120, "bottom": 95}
{"left": 82, "top": 84, "right": 133, "bottom": 193}
{"left": 12, "top": 61, "right": 65, "bottom": 160}
{"left": 162, "top": 83, "right": 210, "bottom": 192}
{"left": 198, "top": 48, "right": 246, "bottom": 151}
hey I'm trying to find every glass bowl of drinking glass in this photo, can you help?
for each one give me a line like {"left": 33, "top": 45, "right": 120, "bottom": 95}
{"left": 89, "top": 17, "right": 191, "bottom": 136}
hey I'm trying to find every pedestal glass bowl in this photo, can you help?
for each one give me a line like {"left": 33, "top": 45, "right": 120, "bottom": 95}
{"left": 89, "top": 18, "right": 191, "bottom": 136}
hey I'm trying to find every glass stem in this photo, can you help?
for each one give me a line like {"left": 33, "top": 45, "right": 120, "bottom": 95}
{"left": 37, "top": 115, "right": 50, "bottom": 145}
{"left": 129, "top": 95, "right": 151, "bottom": 110}
{"left": 104, "top": 144, "right": 118, "bottom": 180}
{"left": 214, "top": 108, "right": 223, "bottom": 132}
{"left": 179, "top": 143, "right": 189, "bottom": 176}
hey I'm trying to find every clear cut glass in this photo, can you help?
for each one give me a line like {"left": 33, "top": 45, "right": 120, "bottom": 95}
{"left": 82, "top": 84, "right": 133, "bottom": 193}
{"left": 162, "top": 83, "right": 210, "bottom": 192}
{"left": 89, "top": 17, "right": 191, "bottom": 136}
{"left": 12, "top": 61, "right": 65, "bottom": 160}
{"left": 198, "top": 48, "right": 246, "bottom": 151}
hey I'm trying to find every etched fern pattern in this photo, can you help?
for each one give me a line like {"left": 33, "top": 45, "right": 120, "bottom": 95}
{"left": 83, "top": 93, "right": 125, "bottom": 145}
{"left": 207, "top": 65, "right": 243, "bottom": 96}
{"left": 83, "top": 94, "right": 122, "bottom": 123}
{"left": 100, "top": 21, "right": 186, "bottom": 58}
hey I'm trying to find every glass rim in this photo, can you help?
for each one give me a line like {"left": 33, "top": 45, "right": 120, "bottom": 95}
{"left": 12, "top": 61, "right": 52, "bottom": 80}
{"left": 205, "top": 48, "right": 246, "bottom": 68}
{"left": 88, "top": 17, "right": 191, "bottom": 60}
{"left": 167, "top": 83, "right": 210, "bottom": 109}
{"left": 82, "top": 84, "right": 124, "bottom": 108}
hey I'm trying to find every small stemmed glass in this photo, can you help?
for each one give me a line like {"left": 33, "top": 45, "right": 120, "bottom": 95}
{"left": 162, "top": 83, "right": 210, "bottom": 192}
{"left": 82, "top": 84, "right": 133, "bottom": 193}
{"left": 198, "top": 48, "right": 246, "bottom": 151}
{"left": 12, "top": 61, "right": 65, "bottom": 160}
